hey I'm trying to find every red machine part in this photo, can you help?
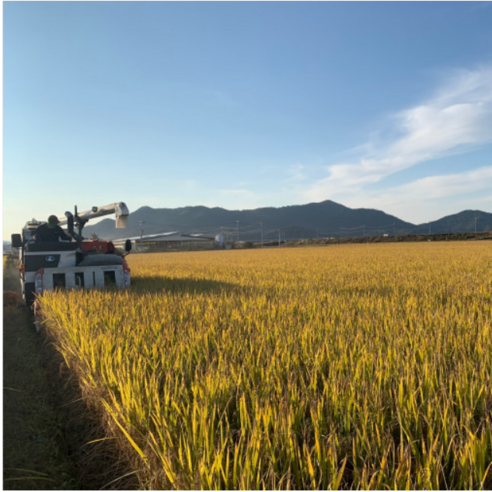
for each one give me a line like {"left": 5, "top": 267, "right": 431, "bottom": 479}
{"left": 81, "top": 241, "right": 112, "bottom": 254}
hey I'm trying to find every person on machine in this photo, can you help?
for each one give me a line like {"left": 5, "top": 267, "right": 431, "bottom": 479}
{"left": 34, "top": 215, "right": 72, "bottom": 242}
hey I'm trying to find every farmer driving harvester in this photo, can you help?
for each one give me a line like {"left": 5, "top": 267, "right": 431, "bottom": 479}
{"left": 12, "top": 202, "right": 132, "bottom": 311}
{"left": 34, "top": 215, "right": 72, "bottom": 242}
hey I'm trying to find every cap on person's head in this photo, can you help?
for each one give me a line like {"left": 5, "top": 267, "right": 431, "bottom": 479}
{"left": 48, "top": 215, "right": 60, "bottom": 225}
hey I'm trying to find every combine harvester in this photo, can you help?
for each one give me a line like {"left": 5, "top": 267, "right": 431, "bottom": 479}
{"left": 11, "top": 202, "right": 133, "bottom": 311}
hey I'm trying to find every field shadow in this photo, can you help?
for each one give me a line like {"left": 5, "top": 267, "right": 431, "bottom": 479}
{"left": 130, "top": 276, "right": 245, "bottom": 296}
{"left": 333, "top": 285, "right": 395, "bottom": 298}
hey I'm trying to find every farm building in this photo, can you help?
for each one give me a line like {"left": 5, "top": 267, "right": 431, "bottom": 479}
{"left": 114, "top": 232, "right": 218, "bottom": 252}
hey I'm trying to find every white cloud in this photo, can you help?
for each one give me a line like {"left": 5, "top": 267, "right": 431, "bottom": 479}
{"left": 305, "top": 66, "right": 492, "bottom": 202}
{"left": 283, "top": 163, "right": 306, "bottom": 183}
{"left": 393, "top": 166, "right": 492, "bottom": 201}
{"left": 334, "top": 166, "right": 492, "bottom": 223}
{"left": 364, "top": 166, "right": 492, "bottom": 206}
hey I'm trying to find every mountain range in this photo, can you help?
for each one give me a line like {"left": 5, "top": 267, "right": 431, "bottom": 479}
{"left": 82, "top": 200, "right": 492, "bottom": 242}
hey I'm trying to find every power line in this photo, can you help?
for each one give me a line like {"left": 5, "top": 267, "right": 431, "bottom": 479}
{"left": 128, "top": 217, "right": 454, "bottom": 243}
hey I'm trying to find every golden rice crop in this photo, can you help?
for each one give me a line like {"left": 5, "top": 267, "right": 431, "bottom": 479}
{"left": 40, "top": 242, "right": 492, "bottom": 489}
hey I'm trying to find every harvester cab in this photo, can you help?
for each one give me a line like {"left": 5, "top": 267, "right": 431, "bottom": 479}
{"left": 12, "top": 202, "right": 133, "bottom": 307}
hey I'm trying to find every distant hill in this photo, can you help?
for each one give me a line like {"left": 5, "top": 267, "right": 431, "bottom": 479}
{"left": 418, "top": 210, "right": 492, "bottom": 234}
{"left": 48, "top": 201, "right": 492, "bottom": 242}
{"left": 83, "top": 200, "right": 413, "bottom": 241}
{"left": 83, "top": 201, "right": 492, "bottom": 241}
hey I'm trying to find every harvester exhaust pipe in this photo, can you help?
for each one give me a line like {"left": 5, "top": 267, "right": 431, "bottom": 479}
{"left": 65, "top": 211, "right": 74, "bottom": 235}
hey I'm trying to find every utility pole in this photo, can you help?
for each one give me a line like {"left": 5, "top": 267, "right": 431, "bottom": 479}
{"left": 260, "top": 222, "right": 264, "bottom": 247}
{"left": 429, "top": 223, "right": 431, "bottom": 235}
{"left": 317, "top": 227, "right": 319, "bottom": 239}
{"left": 236, "top": 221, "right": 240, "bottom": 242}
{"left": 139, "top": 221, "right": 145, "bottom": 251}
{"left": 475, "top": 217, "right": 478, "bottom": 233}
{"left": 278, "top": 229, "right": 281, "bottom": 247}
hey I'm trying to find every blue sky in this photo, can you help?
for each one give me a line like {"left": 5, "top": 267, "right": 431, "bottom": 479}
{"left": 3, "top": 1, "right": 492, "bottom": 239}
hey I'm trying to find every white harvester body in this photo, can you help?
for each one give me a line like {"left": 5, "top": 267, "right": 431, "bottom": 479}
{"left": 13, "top": 202, "right": 132, "bottom": 306}
{"left": 35, "top": 264, "right": 130, "bottom": 292}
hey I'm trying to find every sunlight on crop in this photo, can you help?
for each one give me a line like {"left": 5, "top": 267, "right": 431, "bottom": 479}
{"left": 40, "top": 243, "right": 492, "bottom": 489}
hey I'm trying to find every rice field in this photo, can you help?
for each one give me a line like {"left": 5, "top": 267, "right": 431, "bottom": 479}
{"left": 39, "top": 242, "right": 492, "bottom": 489}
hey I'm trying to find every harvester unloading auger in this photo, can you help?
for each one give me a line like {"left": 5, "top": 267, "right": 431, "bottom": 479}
{"left": 11, "top": 202, "right": 133, "bottom": 309}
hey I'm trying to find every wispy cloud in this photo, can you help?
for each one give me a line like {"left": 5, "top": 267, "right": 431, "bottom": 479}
{"left": 364, "top": 166, "right": 492, "bottom": 208}
{"left": 283, "top": 163, "right": 306, "bottom": 183}
{"left": 305, "top": 66, "right": 492, "bottom": 202}
{"left": 332, "top": 166, "right": 492, "bottom": 224}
